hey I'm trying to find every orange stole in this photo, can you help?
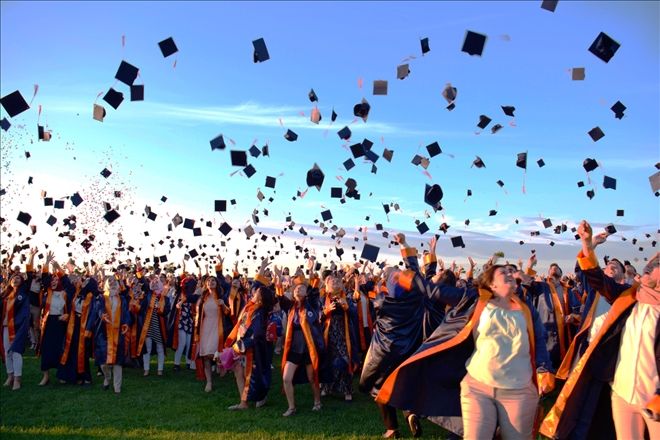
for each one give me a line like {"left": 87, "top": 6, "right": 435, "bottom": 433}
{"left": 323, "top": 294, "right": 354, "bottom": 373}
{"left": 38, "top": 287, "right": 68, "bottom": 356}
{"left": 60, "top": 285, "right": 81, "bottom": 365}
{"left": 0, "top": 290, "right": 17, "bottom": 361}
{"left": 137, "top": 293, "right": 167, "bottom": 355}
{"left": 547, "top": 280, "right": 568, "bottom": 360}
{"left": 192, "top": 290, "right": 225, "bottom": 360}
{"left": 282, "top": 305, "right": 320, "bottom": 385}
{"left": 225, "top": 302, "right": 258, "bottom": 402}
{"left": 356, "top": 293, "right": 373, "bottom": 351}
{"left": 540, "top": 285, "right": 638, "bottom": 439}
{"left": 105, "top": 295, "right": 122, "bottom": 364}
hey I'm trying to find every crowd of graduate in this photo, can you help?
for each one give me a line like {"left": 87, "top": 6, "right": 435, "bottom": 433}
{"left": 1, "top": 220, "right": 658, "bottom": 440}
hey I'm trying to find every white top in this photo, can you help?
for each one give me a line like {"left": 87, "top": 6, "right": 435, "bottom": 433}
{"left": 466, "top": 302, "right": 533, "bottom": 389}
{"left": 50, "top": 290, "right": 66, "bottom": 316}
{"left": 587, "top": 294, "right": 612, "bottom": 345}
{"left": 611, "top": 302, "right": 660, "bottom": 406}
{"left": 360, "top": 295, "right": 369, "bottom": 327}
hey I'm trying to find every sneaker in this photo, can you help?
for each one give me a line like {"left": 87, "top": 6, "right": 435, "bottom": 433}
{"left": 256, "top": 398, "right": 267, "bottom": 408}
{"left": 282, "top": 407, "right": 296, "bottom": 417}
{"left": 407, "top": 414, "right": 422, "bottom": 438}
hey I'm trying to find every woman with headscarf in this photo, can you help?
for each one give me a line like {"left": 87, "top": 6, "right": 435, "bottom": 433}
{"left": 1, "top": 247, "right": 37, "bottom": 391}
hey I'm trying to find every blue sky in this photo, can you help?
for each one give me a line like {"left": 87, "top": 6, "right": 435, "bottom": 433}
{"left": 1, "top": 1, "right": 658, "bottom": 272}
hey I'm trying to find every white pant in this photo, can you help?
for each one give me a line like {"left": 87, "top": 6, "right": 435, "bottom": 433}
{"left": 143, "top": 337, "right": 165, "bottom": 372}
{"left": 612, "top": 390, "right": 660, "bottom": 440}
{"left": 174, "top": 330, "right": 192, "bottom": 366}
{"left": 3, "top": 327, "right": 23, "bottom": 377}
{"left": 101, "top": 364, "right": 123, "bottom": 393}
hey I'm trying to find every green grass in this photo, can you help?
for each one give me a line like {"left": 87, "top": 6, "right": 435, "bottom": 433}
{"left": 0, "top": 352, "right": 453, "bottom": 439}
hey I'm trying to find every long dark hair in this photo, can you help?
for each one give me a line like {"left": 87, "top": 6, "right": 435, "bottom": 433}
{"left": 476, "top": 264, "right": 506, "bottom": 293}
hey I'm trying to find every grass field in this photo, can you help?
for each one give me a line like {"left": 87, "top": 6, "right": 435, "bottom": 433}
{"left": 0, "top": 352, "right": 454, "bottom": 439}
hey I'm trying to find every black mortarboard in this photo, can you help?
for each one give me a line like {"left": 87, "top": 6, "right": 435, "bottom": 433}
{"left": 491, "top": 124, "right": 503, "bottom": 134}
{"left": 1, "top": 90, "right": 30, "bottom": 117}
{"left": 252, "top": 38, "right": 270, "bottom": 62}
{"left": 130, "top": 85, "right": 144, "bottom": 102}
{"left": 343, "top": 158, "right": 355, "bottom": 171}
{"left": 230, "top": 150, "right": 248, "bottom": 167}
{"left": 361, "top": 243, "right": 380, "bottom": 262}
{"left": 543, "top": 218, "right": 552, "bottom": 228}
{"left": 321, "top": 210, "right": 332, "bottom": 221}
{"left": 417, "top": 222, "right": 429, "bottom": 235}
{"left": 451, "top": 236, "right": 465, "bottom": 248}
{"left": 101, "top": 168, "right": 112, "bottom": 178}
{"left": 541, "top": 0, "right": 558, "bottom": 12}
{"left": 572, "top": 67, "right": 585, "bottom": 80}
{"left": 442, "top": 84, "right": 457, "bottom": 103}
{"left": 104, "top": 210, "right": 120, "bottom": 224}
{"left": 46, "top": 215, "right": 57, "bottom": 226}
{"left": 183, "top": 218, "right": 194, "bottom": 229}
{"left": 383, "top": 148, "right": 393, "bottom": 162}
{"left": 373, "top": 80, "right": 388, "bottom": 96}
{"left": 25, "top": 151, "right": 31, "bottom": 159}
{"left": 210, "top": 134, "right": 226, "bottom": 151}
{"left": 338, "top": 126, "right": 352, "bottom": 140}
{"left": 616, "top": 209, "right": 624, "bottom": 217}
{"left": 462, "top": 30, "right": 487, "bottom": 56}
{"left": 219, "top": 222, "right": 232, "bottom": 235}
{"left": 583, "top": 158, "right": 598, "bottom": 172}
{"left": 516, "top": 152, "right": 527, "bottom": 169}
{"left": 650, "top": 171, "right": 660, "bottom": 194}
{"left": 472, "top": 156, "right": 486, "bottom": 168}
{"left": 54, "top": 200, "right": 64, "bottom": 209}
{"left": 17, "top": 211, "right": 31, "bottom": 225}
{"left": 265, "top": 176, "right": 276, "bottom": 188}
{"left": 467, "top": 189, "right": 472, "bottom": 197}
{"left": 477, "top": 115, "right": 491, "bottom": 129}
{"left": 501, "top": 106, "right": 515, "bottom": 117}
{"left": 397, "top": 64, "right": 410, "bottom": 80}
{"left": 365, "top": 150, "right": 379, "bottom": 164}
{"left": 284, "top": 129, "right": 298, "bottom": 142}
{"left": 262, "top": 145, "right": 269, "bottom": 157}
{"left": 71, "top": 192, "right": 83, "bottom": 207}
{"left": 147, "top": 212, "right": 157, "bottom": 221}
{"left": 350, "top": 143, "right": 365, "bottom": 158}
{"left": 103, "top": 88, "right": 124, "bottom": 110}
{"left": 1, "top": 118, "right": 10, "bottom": 131}
{"left": 603, "top": 175, "right": 617, "bottom": 190}
{"left": 243, "top": 164, "right": 256, "bottom": 178}
{"left": 489, "top": 210, "right": 498, "bottom": 216}
{"left": 188, "top": 249, "right": 199, "bottom": 259}
{"left": 419, "top": 37, "right": 430, "bottom": 56}
{"left": 44, "top": 197, "right": 53, "bottom": 206}
{"left": 331, "top": 187, "right": 342, "bottom": 198}
{"left": 38, "top": 125, "right": 51, "bottom": 141}
{"left": 586, "top": 189, "right": 595, "bottom": 199}
{"left": 115, "top": 60, "right": 139, "bottom": 86}
{"left": 249, "top": 145, "right": 261, "bottom": 158}
{"left": 424, "top": 183, "right": 443, "bottom": 208}
{"left": 308, "top": 88, "right": 318, "bottom": 102}
{"left": 611, "top": 101, "right": 626, "bottom": 119}
{"left": 158, "top": 37, "right": 178, "bottom": 58}
{"left": 353, "top": 99, "right": 370, "bottom": 122}
{"left": 537, "top": 158, "right": 545, "bottom": 168}
{"left": 193, "top": 227, "right": 202, "bottom": 237}
{"left": 588, "top": 127, "right": 605, "bottom": 142}
{"left": 172, "top": 214, "right": 183, "bottom": 227}
{"left": 214, "top": 200, "right": 226, "bottom": 212}
{"left": 496, "top": 180, "right": 505, "bottom": 187}
{"left": 244, "top": 225, "right": 255, "bottom": 238}
{"left": 306, "top": 163, "right": 325, "bottom": 190}
{"left": 426, "top": 142, "right": 442, "bottom": 157}
{"left": 588, "top": 32, "right": 620, "bottom": 63}
{"left": 577, "top": 181, "right": 585, "bottom": 188}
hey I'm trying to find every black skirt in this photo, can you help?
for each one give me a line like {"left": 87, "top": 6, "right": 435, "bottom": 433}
{"left": 56, "top": 314, "right": 92, "bottom": 383}
{"left": 41, "top": 315, "right": 66, "bottom": 370}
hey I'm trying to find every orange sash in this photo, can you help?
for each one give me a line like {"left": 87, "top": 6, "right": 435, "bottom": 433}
{"left": 105, "top": 295, "right": 121, "bottom": 364}
{"left": 282, "top": 304, "right": 320, "bottom": 384}
{"left": 323, "top": 293, "right": 354, "bottom": 373}
{"left": 547, "top": 280, "right": 567, "bottom": 360}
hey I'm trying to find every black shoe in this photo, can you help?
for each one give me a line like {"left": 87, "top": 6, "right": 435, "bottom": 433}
{"left": 173, "top": 364, "right": 181, "bottom": 372}
{"left": 407, "top": 414, "right": 422, "bottom": 438}
{"left": 103, "top": 384, "right": 110, "bottom": 391}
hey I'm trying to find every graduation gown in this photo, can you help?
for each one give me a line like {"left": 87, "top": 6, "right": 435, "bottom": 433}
{"left": 0, "top": 265, "right": 34, "bottom": 358}
{"left": 86, "top": 291, "right": 132, "bottom": 366}
{"left": 135, "top": 291, "right": 170, "bottom": 355}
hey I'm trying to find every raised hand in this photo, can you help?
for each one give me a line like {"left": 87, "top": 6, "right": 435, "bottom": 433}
{"left": 429, "top": 235, "right": 437, "bottom": 255}
{"left": 577, "top": 220, "right": 593, "bottom": 246}
{"left": 393, "top": 233, "right": 407, "bottom": 246}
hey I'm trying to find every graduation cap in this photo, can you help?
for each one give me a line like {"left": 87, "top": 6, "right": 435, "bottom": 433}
{"left": 537, "top": 158, "right": 545, "bottom": 168}
{"left": 193, "top": 227, "right": 202, "bottom": 237}
{"left": 338, "top": 126, "right": 352, "bottom": 140}
{"left": 219, "top": 222, "right": 232, "bottom": 235}
{"left": 243, "top": 164, "right": 256, "bottom": 178}
{"left": 501, "top": 106, "right": 515, "bottom": 117}
{"left": 103, "top": 210, "right": 120, "bottom": 224}
{"left": 577, "top": 181, "right": 585, "bottom": 188}
{"left": 230, "top": 150, "right": 248, "bottom": 167}
{"left": 571, "top": 67, "right": 585, "bottom": 80}
{"left": 115, "top": 60, "right": 139, "bottom": 86}
{"left": 496, "top": 180, "right": 505, "bottom": 188}
{"left": 583, "top": 158, "right": 598, "bottom": 172}
{"left": 650, "top": 171, "right": 660, "bottom": 195}
{"left": 516, "top": 152, "right": 527, "bottom": 169}
{"left": 214, "top": 200, "right": 227, "bottom": 212}
{"left": 477, "top": 115, "right": 492, "bottom": 129}
{"left": 373, "top": 80, "right": 388, "bottom": 96}
{"left": 350, "top": 143, "right": 365, "bottom": 158}
{"left": 172, "top": 214, "right": 183, "bottom": 227}
{"left": 442, "top": 84, "right": 457, "bottom": 103}
{"left": 38, "top": 125, "right": 51, "bottom": 141}
{"left": 306, "top": 163, "right": 325, "bottom": 190}
{"left": 543, "top": 218, "right": 553, "bottom": 228}
{"left": 44, "top": 197, "right": 53, "bottom": 206}
{"left": 541, "top": 0, "right": 558, "bottom": 12}
{"left": 71, "top": 192, "right": 83, "bottom": 207}
{"left": 588, "top": 32, "right": 620, "bottom": 63}
{"left": 158, "top": 37, "right": 178, "bottom": 57}
{"left": 101, "top": 168, "right": 112, "bottom": 178}
{"left": 1, "top": 90, "right": 30, "bottom": 117}
{"left": 603, "top": 175, "right": 617, "bottom": 190}
{"left": 244, "top": 225, "right": 256, "bottom": 239}
{"left": 586, "top": 189, "right": 595, "bottom": 199}
{"left": 147, "top": 211, "right": 157, "bottom": 221}
{"left": 17, "top": 211, "right": 31, "bottom": 225}
{"left": 46, "top": 215, "right": 57, "bottom": 226}
{"left": 310, "top": 107, "right": 322, "bottom": 124}
{"left": 284, "top": 129, "right": 298, "bottom": 142}
{"left": 397, "top": 64, "right": 410, "bottom": 79}
{"left": 426, "top": 142, "right": 441, "bottom": 157}
{"left": 265, "top": 176, "right": 276, "bottom": 189}
{"left": 417, "top": 222, "right": 429, "bottom": 235}
{"left": 262, "top": 145, "right": 269, "bottom": 157}
{"left": 183, "top": 218, "right": 194, "bottom": 229}
{"left": 189, "top": 249, "right": 199, "bottom": 259}
{"left": 611, "top": 101, "right": 626, "bottom": 119}
{"left": 321, "top": 210, "right": 332, "bottom": 221}
{"left": 462, "top": 30, "right": 487, "bottom": 56}
{"left": 451, "top": 236, "right": 465, "bottom": 248}
{"left": 588, "top": 127, "right": 605, "bottom": 142}
{"left": 210, "top": 134, "right": 226, "bottom": 151}
{"left": 54, "top": 200, "right": 64, "bottom": 209}
{"left": 361, "top": 243, "right": 380, "bottom": 262}
{"left": 93, "top": 104, "right": 106, "bottom": 122}
{"left": 472, "top": 156, "right": 486, "bottom": 168}
{"left": 353, "top": 99, "right": 370, "bottom": 122}
{"left": 424, "top": 184, "right": 443, "bottom": 209}
{"left": 130, "top": 85, "right": 144, "bottom": 102}
{"left": 103, "top": 88, "right": 124, "bottom": 110}
{"left": 249, "top": 145, "right": 261, "bottom": 158}
{"left": 252, "top": 38, "right": 270, "bottom": 62}
{"left": 491, "top": 124, "right": 503, "bottom": 134}
{"left": 420, "top": 37, "right": 430, "bottom": 54}
{"left": 307, "top": 88, "right": 319, "bottom": 103}
{"left": 1, "top": 118, "right": 10, "bottom": 131}
{"left": 383, "top": 148, "right": 393, "bottom": 162}
{"left": 489, "top": 210, "right": 498, "bottom": 216}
